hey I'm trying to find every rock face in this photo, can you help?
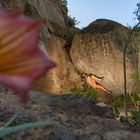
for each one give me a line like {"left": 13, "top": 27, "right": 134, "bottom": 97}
{"left": 23, "top": 0, "right": 81, "bottom": 93}
{"left": 70, "top": 19, "right": 139, "bottom": 95}
{"left": 0, "top": 91, "right": 140, "bottom": 140}
{"left": 1, "top": 0, "right": 81, "bottom": 93}
{"left": 35, "top": 36, "right": 81, "bottom": 93}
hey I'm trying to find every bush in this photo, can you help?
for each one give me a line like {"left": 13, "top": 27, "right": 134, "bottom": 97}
{"left": 73, "top": 86, "right": 98, "bottom": 101}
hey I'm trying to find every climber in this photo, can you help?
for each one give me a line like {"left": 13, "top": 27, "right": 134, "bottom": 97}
{"left": 82, "top": 73, "right": 111, "bottom": 93}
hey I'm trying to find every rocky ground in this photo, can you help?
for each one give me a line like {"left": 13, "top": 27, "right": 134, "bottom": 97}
{"left": 0, "top": 91, "right": 140, "bottom": 140}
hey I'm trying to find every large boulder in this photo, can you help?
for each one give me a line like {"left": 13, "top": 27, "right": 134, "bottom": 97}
{"left": 70, "top": 19, "right": 140, "bottom": 96}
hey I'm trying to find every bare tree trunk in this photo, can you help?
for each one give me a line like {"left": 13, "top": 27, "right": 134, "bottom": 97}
{"left": 138, "top": 101, "right": 140, "bottom": 126}
{"left": 123, "top": 22, "right": 140, "bottom": 119}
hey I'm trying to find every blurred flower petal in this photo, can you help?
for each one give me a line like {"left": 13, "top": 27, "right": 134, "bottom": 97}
{"left": 0, "top": 10, "right": 56, "bottom": 102}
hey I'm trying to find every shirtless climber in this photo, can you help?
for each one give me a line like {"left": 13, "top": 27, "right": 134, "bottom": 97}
{"left": 82, "top": 73, "right": 111, "bottom": 93}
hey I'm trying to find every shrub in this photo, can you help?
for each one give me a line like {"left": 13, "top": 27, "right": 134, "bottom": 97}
{"left": 73, "top": 86, "right": 98, "bottom": 101}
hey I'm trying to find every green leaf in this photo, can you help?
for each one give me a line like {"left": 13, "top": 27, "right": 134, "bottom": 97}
{"left": 0, "top": 121, "right": 59, "bottom": 137}
{"left": 130, "top": 111, "right": 140, "bottom": 124}
{"left": 4, "top": 112, "right": 20, "bottom": 128}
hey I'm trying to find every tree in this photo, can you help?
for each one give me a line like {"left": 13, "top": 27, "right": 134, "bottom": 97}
{"left": 61, "top": 0, "right": 67, "bottom": 6}
{"left": 123, "top": 3, "right": 140, "bottom": 119}
{"left": 134, "top": 3, "right": 140, "bottom": 22}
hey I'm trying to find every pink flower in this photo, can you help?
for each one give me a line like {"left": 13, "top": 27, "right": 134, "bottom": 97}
{"left": 0, "top": 10, "right": 56, "bottom": 102}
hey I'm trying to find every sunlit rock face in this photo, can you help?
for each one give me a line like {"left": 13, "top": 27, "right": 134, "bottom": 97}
{"left": 70, "top": 19, "right": 139, "bottom": 96}
{"left": 1, "top": 0, "right": 81, "bottom": 93}
{"left": 33, "top": 36, "right": 81, "bottom": 93}
{"left": 24, "top": 0, "right": 81, "bottom": 93}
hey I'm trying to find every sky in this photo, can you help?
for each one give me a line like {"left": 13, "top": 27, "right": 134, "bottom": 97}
{"left": 67, "top": 0, "right": 139, "bottom": 28}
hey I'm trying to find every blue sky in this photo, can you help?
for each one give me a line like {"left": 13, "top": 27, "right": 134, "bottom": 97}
{"left": 67, "top": 0, "right": 139, "bottom": 28}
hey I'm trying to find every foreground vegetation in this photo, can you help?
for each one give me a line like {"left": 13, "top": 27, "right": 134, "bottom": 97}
{"left": 73, "top": 85, "right": 140, "bottom": 127}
